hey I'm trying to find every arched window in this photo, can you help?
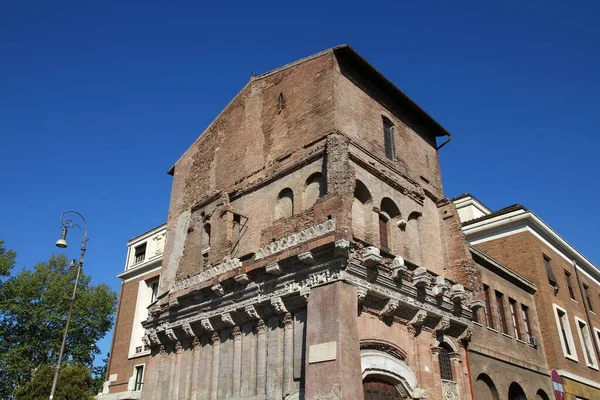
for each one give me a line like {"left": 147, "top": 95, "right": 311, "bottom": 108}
{"left": 352, "top": 180, "right": 373, "bottom": 240}
{"left": 508, "top": 382, "right": 527, "bottom": 400}
{"left": 304, "top": 172, "right": 325, "bottom": 210}
{"left": 536, "top": 389, "right": 549, "bottom": 400}
{"left": 379, "top": 198, "right": 401, "bottom": 251}
{"left": 438, "top": 343, "right": 453, "bottom": 381}
{"left": 203, "top": 223, "right": 211, "bottom": 248}
{"left": 276, "top": 188, "right": 294, "bottom": 219}
{"left": 382, "top": 116, "right": 395, "bottom": 160}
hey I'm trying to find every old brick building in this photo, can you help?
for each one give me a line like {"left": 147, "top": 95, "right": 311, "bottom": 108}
{"left": 100, "top": 45, "right": 481, "bottom": 400}
{"left": 98, "top": 46, "right": 599, "bottom": 400}
{"left": 455, "top": 194, "right": 600, "bottom": 399}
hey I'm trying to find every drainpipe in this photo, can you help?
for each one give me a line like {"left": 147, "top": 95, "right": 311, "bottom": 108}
{"left": 435, "top": 132, "right": 452, "bottom": 151}
{"left": 572, "top": 259, "right": 600, "bottom": 363}
{"left": 464, "top": 341, "right": 476, "bottom": 400}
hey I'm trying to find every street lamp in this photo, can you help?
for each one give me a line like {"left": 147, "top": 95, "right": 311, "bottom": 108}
{"left": 49, "top": 210, "right": 88, "bottom": 400}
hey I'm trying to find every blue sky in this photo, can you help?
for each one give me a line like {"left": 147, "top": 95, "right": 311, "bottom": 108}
{"left": 2, "top": 0, "right": 599, "bottom": 364}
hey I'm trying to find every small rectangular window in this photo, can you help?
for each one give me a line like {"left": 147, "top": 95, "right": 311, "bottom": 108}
{"left": 565, "top": 271, "right": 575, "bottom": 300}
{"left": 382, "top": 117, "right": 395, "bottom": 160}
{"left": 583, "top": 284, "right": 594, "bottom": 312}
{"left": 484, "top": 285, "right": 494, "bottom": 329}
{"left": 496, "top": 291, "right": 508, "bottom": 334}
{"left": 134, "top": 365, "right": 144, "bottom": 391}
{"left": 509, "top": 298, "right": 522, "bottom": 340}
{"left": 149, "top": 280, "right": 159, "bottom": 303}
{"left": 521, "top": 305, "right": 532, "bottom": 341}
{"left": 134, "top": 243, "right": 147, "bottom": 264}
{"left": 544, "top": 255, "right": 559, "bottom": 289}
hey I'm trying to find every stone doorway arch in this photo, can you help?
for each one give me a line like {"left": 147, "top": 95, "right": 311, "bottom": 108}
{"left": 360, "top": 349, "right": 423, "bottom": 399}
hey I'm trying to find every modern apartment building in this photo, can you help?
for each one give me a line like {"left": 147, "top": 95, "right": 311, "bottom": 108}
{"left": 455, "top": 194, "right": 600, "bottom": 399}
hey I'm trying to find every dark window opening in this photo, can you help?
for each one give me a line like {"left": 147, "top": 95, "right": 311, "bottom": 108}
{"left": 149, "top": 280, "right": 159, "bottom": 303}
{"left": 438, "top": 343, "right": 454, "bottom": 381}
{"left": 509, "top": 298, "right": 522, "bottom": 340}
{"left": 544, "top": 255, "right": 559, "bottom": 289}
{"left": 484, "top": 285, "right": 494, "bottom": 329}
{"left": 134, "top": 243, "right": 146, "bottom": 264}
{"left": 521, "top": 305, "right": 532, "bottom": 341}
{"left": 565, "top": 271, "right": 575, "bottom": 300}
{"left": 134, "top": 365, "right": 144, "bottom": 391}
{"left": 584, "top": 284, "right": 594, "bottom": 312}
{"left": 557, "top": 309, "right": 572, "bottom": 355}
{"left": 382, "top": 117, "right": 395, "bottom": 160}
{"left": 379, "top": 214, "right": 389, "bottom": 250}
{"left": 496, "top": 291, "right": 508, "bottom": 334}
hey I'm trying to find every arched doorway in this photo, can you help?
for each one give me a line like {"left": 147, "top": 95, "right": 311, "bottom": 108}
{"left": 508, "top": 382, "right": 527, "bottom": 400}
{"left": 363, "top": 377, "right": 403, "bottom": 399}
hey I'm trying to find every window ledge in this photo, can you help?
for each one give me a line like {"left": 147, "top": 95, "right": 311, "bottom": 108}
{"left": 501, "top": 333, "right": 513, "bottom": 339}
{"left": 486, "top": 327, "right": 498, "bottom": 333}
{"left": 589, "top": 310, "right": 597, "bottom": 316}
{"left": 516, "top": 339, "right": 527, "bottom": 345}
{"left": 473, "top": 322, "right": 483, "bottom": 327}
{"left": 128, "top": 350, "right": 151, "bottom": 360}
{"left": 571, "top": 298, "right": 579, "bottom": 304}
{"left": 586, "top": 363, "right": 599, "bottom": 371}
{"left": 565, "top": 354, "right": 579, "bottom": 362}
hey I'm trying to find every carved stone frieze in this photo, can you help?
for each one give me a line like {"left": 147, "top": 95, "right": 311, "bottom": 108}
{"left": 175, "top": 341, "right": 183, "bottom": 353}
{"left": 170, "top": 257, "right": 241, "bottom": 292}
{"left": 192, "top": 336, "right": 201, "bottom": 348}
{"left": 300, "top": 288, "right": 310, "bottom": 303}
{"left": 168, "top": 298, "right": 179, "bottom": 309}
{"left": 256, "top": 319, "right": 266, "bottom": 334}
{"left": 298, "top": 251, "right": 315, "bottom": 265}
{"left": 459, "top": 326, "right": 473, "bottom": 343}
{"left": 211, "top": 332, "right": 220, "bottom": 345}
{"left": 254, "top": 219, "right": 336, "bottom": 260}
{"left": 283, "top": 313, "right": 293, "bottom": 327}
{"left": 149, "top": 332, "right": 160, "bottom": 346}
{"left": 142, "top": 335, "right": 151, "bottom": 347}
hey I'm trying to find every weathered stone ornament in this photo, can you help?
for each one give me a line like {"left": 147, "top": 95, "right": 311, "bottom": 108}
{"left": 200, "top": 318, "right": 214, "bottom": 333}
{"left": 435, "top": 316, "right": 451, "bottom": 333}
{"left": 211, "top": 283, "right": 225, "bottom": 297}
{"left": 244, "top": 305, "right": 260, "bottom": 320}
{"left": 298, "top": 251, "right": 316, "bottom": 265}
{"left": 265, "top": 262, "right": 282, "bottom": 275}
{"left": 271, "top": 297, "right": 288, "bottom": 314}
{"left": 450, "top": 284, "right": 468, "bottom": 304}
{"left": 165, "top": 328, "right": 177, "bottom": 342}
{"left": 380, "top": 298, "right": 399, "bottom": 316}
{"left": 363, "top": 246, "right": 383, "bottom": 268}
{"left": 412, "top": 267, "right": 430, "bottom": 288}
{"left": 334, "top": 240, "right": 350, "bottom": 257}
{"left": 182, "top": 322, "right": 194, "bottom": 337}
{"left": 390, "top": 256, "right": 407, "bottom": 280}
{"left": 409, "top": 310, "right": 428, "bottom": 327}
{"left": 357, "top": 287, "right": 368, "bottom": 304}
{"left": 432, "top": 276, "right": 448, "bottom": 297}
{"left": 221, "top": 312, "right": 235, "bottom": 327}
{"left": 234, "top": 273, "right": 250, "bottom": 285}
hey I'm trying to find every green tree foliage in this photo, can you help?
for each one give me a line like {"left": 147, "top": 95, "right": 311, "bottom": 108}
{"left": 0, "top": 240, "right": 117, "bottom": 398}
{"left": 14, "top": 364, "right": 95, "bottom": 400}
{"left": 0, "top": 239, "right": 16, "bottom": 276}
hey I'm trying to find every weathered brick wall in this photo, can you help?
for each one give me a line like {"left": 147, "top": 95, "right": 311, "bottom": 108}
{"left": 107, "top": 269, "right": 160, "bottom": 393}
{"left": 475, "top": 231, "right": 600, "bottom": 383}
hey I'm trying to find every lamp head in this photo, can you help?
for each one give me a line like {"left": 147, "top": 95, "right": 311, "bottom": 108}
{"left": 55, "top": 227, "right": 68, "bottom": 248}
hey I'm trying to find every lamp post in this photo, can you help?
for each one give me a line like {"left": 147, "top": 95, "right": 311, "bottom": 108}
{"left": 49, "top": 210, "right": 88, "bottom": 400}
